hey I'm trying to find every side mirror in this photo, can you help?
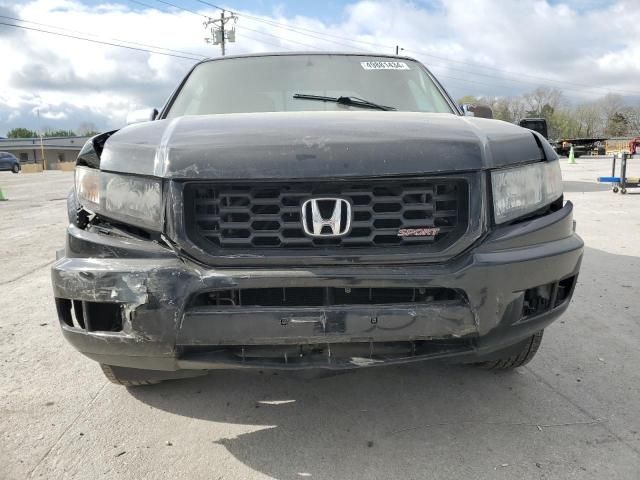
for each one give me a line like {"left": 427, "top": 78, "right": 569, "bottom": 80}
{"left": 126, "top": 108, "right": 158, "bottom": 125}
{"left": 461, "top": 104, "right": 493, "bottom": 119}
{"left": 461, "top": 104, "right": 474, "bottom": 117}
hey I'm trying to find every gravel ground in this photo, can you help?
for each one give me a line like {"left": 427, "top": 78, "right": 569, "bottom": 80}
{"left": 0, "top": 157, "right": 639, "bottom": 479}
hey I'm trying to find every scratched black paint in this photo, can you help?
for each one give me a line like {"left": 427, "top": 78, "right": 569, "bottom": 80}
{"left": 53, "top": 53, "right": 581, "bottom": 377}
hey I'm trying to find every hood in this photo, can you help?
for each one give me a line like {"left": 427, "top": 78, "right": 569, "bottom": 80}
{"left": 100, "top": 111, "right": 548, "bottom": 179}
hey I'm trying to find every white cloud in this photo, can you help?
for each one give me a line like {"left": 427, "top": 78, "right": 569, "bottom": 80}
{"left": 0, "top": 0, "right": 639, "bottom": 136}
{"left": 40, "top": 110, "right": 68, "bottom": 120}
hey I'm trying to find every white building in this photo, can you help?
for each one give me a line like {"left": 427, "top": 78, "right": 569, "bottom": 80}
{"left": 0, "top": 136, "right": 91, "bottom": 169}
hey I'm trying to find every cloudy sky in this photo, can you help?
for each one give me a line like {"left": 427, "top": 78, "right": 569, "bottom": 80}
{"left": 1, "top": 0, "right": 639, "bottom": 136}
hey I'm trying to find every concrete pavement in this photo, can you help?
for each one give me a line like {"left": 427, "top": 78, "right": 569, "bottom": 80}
{"left": 1, "top": 158, "right": 639, "bottom": 479}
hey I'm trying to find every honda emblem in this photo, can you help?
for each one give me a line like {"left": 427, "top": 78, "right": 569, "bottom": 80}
{"left": 301, "top": 198, "right": 352, "bottom": 237}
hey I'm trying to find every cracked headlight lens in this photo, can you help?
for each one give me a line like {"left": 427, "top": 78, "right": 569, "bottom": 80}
{"left": 491, "top": 160, "right": 562, "bottom": 224}
{"left": 100, "top": 172, "right": 163, "bottom": 231}
{"left": 75, "top": 167, "right": 163, "bottom": 231}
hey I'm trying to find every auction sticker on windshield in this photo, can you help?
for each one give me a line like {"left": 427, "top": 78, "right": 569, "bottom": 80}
{"left": 361, "top": 61, "right": 410, "bottom": 70}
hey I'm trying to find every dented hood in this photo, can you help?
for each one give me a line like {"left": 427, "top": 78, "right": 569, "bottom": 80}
{"left": 100, "top": 111, "right": 547, "bottom": 179}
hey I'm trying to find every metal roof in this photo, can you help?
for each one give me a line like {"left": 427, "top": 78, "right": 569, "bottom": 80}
{"left": 0, "top": 136, "right": 90, "bottom": 151}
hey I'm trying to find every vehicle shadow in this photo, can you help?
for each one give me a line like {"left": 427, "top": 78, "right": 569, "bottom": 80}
{"left": 129, "top": 361, "right": 570, "bottom": 479}
{"left": 128, "top": 247, "right": 638, "bottom": 479}
{"left": 563, "top": 180, "right": 610, "bottom": 192}
{"left": 563, "top": 180, "right": 640, "bottom": 195}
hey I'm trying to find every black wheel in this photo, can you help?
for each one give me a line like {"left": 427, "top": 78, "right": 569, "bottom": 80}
{"left": 100, "top": 364, "right": 163, "bottom": 387}
{"left": 477, "top": 330, "right": 544, "bottom": 370}
{"left": 11, "top": 164, "right": 20, "bottom": 174}
{"left": 613, "top": 186, "right": 619, "bottom": 193}
{"left": 621, "top": 188, "right": 627, "bottom": 194}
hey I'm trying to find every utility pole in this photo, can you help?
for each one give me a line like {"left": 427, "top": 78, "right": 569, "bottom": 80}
{"left": 204, "top": 10, "right": 237, "bottom": 56}
{"left": 36, "top": 109, "right": 45, "bottom": 172}
{"left": 220, "top": 10, "right": 226, "bottom": 56}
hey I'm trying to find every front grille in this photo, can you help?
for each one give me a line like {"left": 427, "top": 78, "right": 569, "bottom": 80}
{"left": 191, "top": 287, "right": 463, "bottom": 308}
{"left": 186, "top": 179, "right": 467, "bottom": 250}
{"left": 180, "top": 340, "right": 476, "bottom": 368}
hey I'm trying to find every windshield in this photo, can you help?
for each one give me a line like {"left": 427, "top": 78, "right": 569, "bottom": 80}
{"left": 165, "top": 55, "right": 454, "bottom": 118}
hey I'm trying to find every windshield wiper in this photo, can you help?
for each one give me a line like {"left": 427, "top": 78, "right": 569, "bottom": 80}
{"left": 293, "top": 94, "right": 396, "bottom": 111}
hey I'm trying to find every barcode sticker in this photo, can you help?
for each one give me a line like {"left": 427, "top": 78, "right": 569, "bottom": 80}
{"left": 360, "top": 61, "right": 410, "bottom": 70}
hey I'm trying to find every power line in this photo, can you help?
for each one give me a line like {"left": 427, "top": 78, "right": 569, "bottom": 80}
{"left": 193, "top": 0, "right": 226, "bottom": 11}
{"left": 243, "top": 16, "right": 388, "bottom": 49}
{"left": 140, "top": 0, "right": 319, "bottom": 50}
{"left": 13, "top": 0, "right": 634, "bottom": 97}
{"left": 435, "top": 72, "right": 535, "bottom": 92}
{"left": 404, "top": 49, "right": 640, "bottom": 97}
{"left": 192, "top": 1, "right": 640, "bottom": 96}
{"left": 0, "top": 21, "right": 203, "bottom": 60}
{"left": 153, "top": 0, "right": 203, "bottom": 16}
{"left": 239, "top": 23, "right": 322, "bottom": 50}
{"left": 221, "top": 9, "right": 639, "bottom": 96}
{"left": 244, "top": 15, "right": 640, "bottom": 95}
{"left": 137, "top": 0, "right": 307, "bottom": 52}
{"left": 223, "top": 12, "right": 366, "bottom": 51}
{"left": 194, "top": 0, "right": 364, "bottom": 51}
{"left": 219, "top": 28, "right": 297, "bottom": 52}
{"left": 133, "top": 0, "right": 279, "bottom": 56}
{"left": 0, "top": 8, "right": 286, "bottom": 63}
{"left": 229, "top": 15, "right": 362, "bottom": 50}
{"left": 131, "top": 0, "right": 207, "bottom": 17}
{"left": 240, "top": 13, "right": 640, "bottom": 95}
{"left": 195, "top": 0, "right": 386, "bottom": 49}
{"left": 128, "top": 0, "right": 165, "bottom": 10}
{"left": 203, "top": 2, "right": 640, "bottom": 95}
{"left": 126, "top": 0, "right": 348, "bottom": 54}
{"left": 0, "top": 14, "right": 207, "bottom": 59}
{"left": 237, "top": 15, "right": 364, "bottom": 52}
{"left": 233, "top": 29, "right": 295, "bottom": 51}
{"left": 426, "top": 61, "right": 640, "bottom": 97}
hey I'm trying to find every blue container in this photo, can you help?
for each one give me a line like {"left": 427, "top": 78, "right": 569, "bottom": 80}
{"left": 597, "top": 176, "right": 621, "bottom": 183}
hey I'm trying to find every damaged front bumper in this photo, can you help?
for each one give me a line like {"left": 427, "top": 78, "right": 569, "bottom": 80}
{"left": 51, "top": 202, "right": 583, "bottom": 372}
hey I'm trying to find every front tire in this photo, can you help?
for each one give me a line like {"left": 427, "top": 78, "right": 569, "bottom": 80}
{"left": 100, "top": 364, "right": 163, "bottom": 387}
{"left": 11, "top": 164, "right": 20, "bottom": 174}
{"left": 477, "top": 330, "right": 544, "bottom": 370}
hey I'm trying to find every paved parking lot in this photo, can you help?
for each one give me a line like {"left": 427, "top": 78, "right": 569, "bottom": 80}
{"left": 1, "top": 158, "right": 639, "bottom": 479}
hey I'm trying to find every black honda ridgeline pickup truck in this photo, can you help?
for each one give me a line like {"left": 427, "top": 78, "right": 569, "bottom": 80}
{"left": 52, "top": 53, "right": 583, "bottom": 385}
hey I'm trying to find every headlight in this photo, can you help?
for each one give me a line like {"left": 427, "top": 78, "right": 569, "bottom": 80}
{"left": 75, "top": 167, "right": 163, "bottom": 231}
{"left": 101, "top": 172, "right": 163, "bottom": 231}
{"left": 75, "top": 166, "right": 100, "bottom": 211}
{"left": 491, "top": 160, "right": 562, "bottom": 224}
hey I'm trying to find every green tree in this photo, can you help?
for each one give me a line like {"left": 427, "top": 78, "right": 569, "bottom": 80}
{"left": 627, "top": 107, "right": 640, "bottom": 136}
{"left": 523, "top": 87, "right": 564, "bottom": 119}
{"left": 449, "top": 88, "right": 638, "bottom": 140}
{"left": 549, "top": 109, "right": 580, "bottom": 139}
{"left": 43, "top": 129, "right": 76, "bottom": 137}
{"left": 77, "top": 122, "right": 100, "bottom": 137}
{"left": 457, "top": 95, "right": 479, "bottom": 106}
{"left": 605, "top": 112, "right": 629, "bottom": 137}
{"left": 573, "top": 103, "right": 601, "bottom": 138}
{"left": 7, "top": 127, "right": 38, "bottom": 138}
